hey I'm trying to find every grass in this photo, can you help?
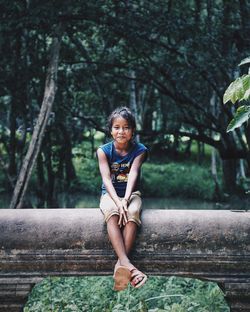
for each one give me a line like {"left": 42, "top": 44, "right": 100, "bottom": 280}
{"left": 24, "top": 276, "right": 229, "bottom": 312}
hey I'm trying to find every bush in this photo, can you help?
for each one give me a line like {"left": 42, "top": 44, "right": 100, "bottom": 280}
{"left": 72, "top": 158, "right": 217, "bottom": 200}
{"left": 74, "top": 157, "right": 101, "bottom": 195}
{"left": 141, "top": 162, "right": 216, "bottom": 200}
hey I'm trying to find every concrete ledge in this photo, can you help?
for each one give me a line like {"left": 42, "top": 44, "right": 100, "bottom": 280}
{"left": 0, "top": 209, "right": 249, "bottom": 312}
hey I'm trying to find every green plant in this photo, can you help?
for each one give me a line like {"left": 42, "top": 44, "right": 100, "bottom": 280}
{"left": 142, "top": 162, "right": 215, "bottom": 200}
{"left": 223, "top": 57, "right": 250, "bottom": 132}
{"left": 24, "top": 276, "right": 229, "bottom": 312}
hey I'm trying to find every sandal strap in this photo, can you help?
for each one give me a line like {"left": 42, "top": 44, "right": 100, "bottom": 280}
{"left": 130, "top": 269, "right": 145, "bottom": 282}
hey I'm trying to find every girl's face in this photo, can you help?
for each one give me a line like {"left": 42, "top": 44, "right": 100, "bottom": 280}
{"left": 111, "top": 117, "right": 134, "bottom": 144}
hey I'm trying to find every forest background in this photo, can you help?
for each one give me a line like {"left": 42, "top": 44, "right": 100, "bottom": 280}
{"left": 1, "top": 0, "right": 250, "bottom": 311}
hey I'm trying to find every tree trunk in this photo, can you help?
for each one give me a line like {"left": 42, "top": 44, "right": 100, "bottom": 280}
{"left": 45, "top": 132, "right": 57, "bottom": 208}
{"left": 184, "top": 139, "right": 192, "bottom": 157}
{"left": 90, "top": 128, "right": 95, "bottom": 159}
{"left": 239, "top": 0, "right": 250, "bottom": 39}
{"left": 9, "top": 25, "right": 62, "bottom": 209}
{"left": 59, "top": 123, "right": 77, "bottom": 185}
{"left": 172, "top": 134, "right": 179, "bottom": 158}
{"left": 19, "top": 23, "right": 31, "bottom": 165}
{"left": 222, "top": 159, "right": 237, "bottom": 195}
{"left": 238, "top": 159, "right": 246, "bottom": 180}
{"left": 197, "top": 141, "right": 205, "bottom": 164}
{"left": 8, "top": 28, "right": 22, "bottom": 179}
{"left": 36, "top": 152, "right": 45, "bottom": 208}
{"left": 211, "top": 148, "right": 221, "bottom": 200}
{"left": 0, "top": 154, "right": 15, "bottom": 190}
{"left": 8, "top": 98, "right": 17, "bottom": 179}
{"left": 194, "top": 0, "right": 201, "bottom": 24}
{"left": 129, "top": 69, "right": 140, "bottom": 141}
{"left": 129, "top": 70, "right": 137, "bottom": 117}
{"left": 222, "top": 0, "right": 231, "bottom": 55}
{"left": 143, "top": 107, "right": 153, "bottom": 132}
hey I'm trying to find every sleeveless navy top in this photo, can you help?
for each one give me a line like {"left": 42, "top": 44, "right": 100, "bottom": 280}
{"left": 99, "top": 141, "right": 148, "bottom": 197}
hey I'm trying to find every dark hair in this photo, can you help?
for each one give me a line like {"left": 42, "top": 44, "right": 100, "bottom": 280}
{"left": 107, "top": 106, "right": 136, "bottom": 133}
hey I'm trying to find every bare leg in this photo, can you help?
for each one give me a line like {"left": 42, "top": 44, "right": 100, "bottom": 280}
{"left": 107, "top": 215, "right": 133, "bottom": 269}
{"left": 123, "top": 221, "right": 137, "bottom": 255}
{"left": 114, "top": 221, "right": 137, "bottom": 270}
{"left": 108, "top": 218, "right": 146, "bottom": 288}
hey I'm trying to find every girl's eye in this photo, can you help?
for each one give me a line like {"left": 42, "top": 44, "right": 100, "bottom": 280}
{"left": 112, "top": 126, "right": 131, "bottom": 130}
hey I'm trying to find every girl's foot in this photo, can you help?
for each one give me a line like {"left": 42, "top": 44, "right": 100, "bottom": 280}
{"left": 113, "top": 265, "right": 131, "bottom": 291}
{"left": 119, "top": 260, "right": 134, "bottom": 271}
{"left": 130, "top": 268, "right": 147, "bottom": 288}
{"left": 113, "top": 260, "right": 147, "bottom": 290}
{"left": 113, "top": 260, "right": 120, "bottom": 275}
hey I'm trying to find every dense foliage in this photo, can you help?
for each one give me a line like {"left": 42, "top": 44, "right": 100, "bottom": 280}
{"left": 0, "top": 138, "right": 220, "bottom": 207}
{"left": 1, "top": 2, "right": 248, "bottom": 309}
{"left": 76, "top": 155, "right": 217, "bottom": 200}
{"left": 1, "top": 0, "right": 250, "bottom": 205}
{"left": 24, "top": 276, "right": 229, "bottom": 312}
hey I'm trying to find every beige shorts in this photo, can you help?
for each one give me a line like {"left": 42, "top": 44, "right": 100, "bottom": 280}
{"left": 100, "top": 191, "right": 142, "bottom": 226}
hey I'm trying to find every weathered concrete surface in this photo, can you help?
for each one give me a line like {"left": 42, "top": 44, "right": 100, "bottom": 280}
{"left": 0, "top": 209, "right": 249, "bottom": 311}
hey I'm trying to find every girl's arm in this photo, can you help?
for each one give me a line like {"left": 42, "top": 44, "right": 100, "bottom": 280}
{"left": 118, "top": 152, "right": 146, "bottom": 226}
{"left": 124, "top": 151, "right": 147, "bottom": 202}
{"left": 97, "top": 148, "right": 124, "bottom": 211}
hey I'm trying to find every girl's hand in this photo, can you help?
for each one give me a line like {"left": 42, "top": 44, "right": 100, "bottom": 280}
{"left": 117, "top": 199, "right": 128, "bottom": 227}
{"left": 121, "top": 198, "right": 129, "bottom": 212}
{"left": 121, "top": 198, "right": 129, "bottom": 226}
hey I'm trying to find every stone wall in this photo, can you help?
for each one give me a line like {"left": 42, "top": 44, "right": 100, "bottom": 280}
{"left": 0, "top": 209, "right": 249, "bottom": 311}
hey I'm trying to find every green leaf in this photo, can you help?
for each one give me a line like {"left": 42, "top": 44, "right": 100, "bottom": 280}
{"left": 238, "top": 57, "right": 250, "bottom": 66}
{"left": 227, "top": 105, "right": 250, "bottom": 132}
{"left": 241, "top": 75, "right": 250, "bottom": 101}
{"left": 223, "top": 74, "right": 250, "bottom": 104}
{"left": 243, "top": 88, "right": 250, "bottom": 101}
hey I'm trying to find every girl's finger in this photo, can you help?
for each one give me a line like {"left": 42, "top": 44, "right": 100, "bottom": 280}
{"left": 123, "top": 211, "right": 128, "bottom": 224}
{"left": 118, "top": 213, "right": 123, "bottom": 227}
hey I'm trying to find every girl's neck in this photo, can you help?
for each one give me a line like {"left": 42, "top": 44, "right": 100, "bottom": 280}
{"left": 113, "top": 140, "right": 132, "bottom": 155}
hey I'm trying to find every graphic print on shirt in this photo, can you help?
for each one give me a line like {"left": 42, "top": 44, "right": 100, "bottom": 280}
{"left": 111, "top": 162, "right": 130, "bottom": 183}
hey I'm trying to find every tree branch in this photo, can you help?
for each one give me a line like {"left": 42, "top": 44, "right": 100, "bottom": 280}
{"left": 9, "top": 24, "right": 62, "bottom": 209}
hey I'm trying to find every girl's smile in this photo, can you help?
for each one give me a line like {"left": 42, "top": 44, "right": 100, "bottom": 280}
{"left": 111, "top": 117, "right": 134, "bottom": 145}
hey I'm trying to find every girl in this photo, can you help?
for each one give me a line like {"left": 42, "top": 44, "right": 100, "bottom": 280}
{"left": 97, "top": 107, "right": 148, "bottom": 291}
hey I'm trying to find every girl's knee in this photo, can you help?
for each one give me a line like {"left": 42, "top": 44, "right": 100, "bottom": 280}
{"left": 107, "top": 214, "right": 119, "bottom": 225}
{"left": 125, "top": 220, "right": 139, "bottom": 228}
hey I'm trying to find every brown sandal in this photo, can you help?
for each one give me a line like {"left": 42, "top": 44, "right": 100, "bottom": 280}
{"left": 130, "top": 268, "right": 147, "bottom": 288}
{"left": 113, "top": 266, "right": 131, "bottom": 291}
